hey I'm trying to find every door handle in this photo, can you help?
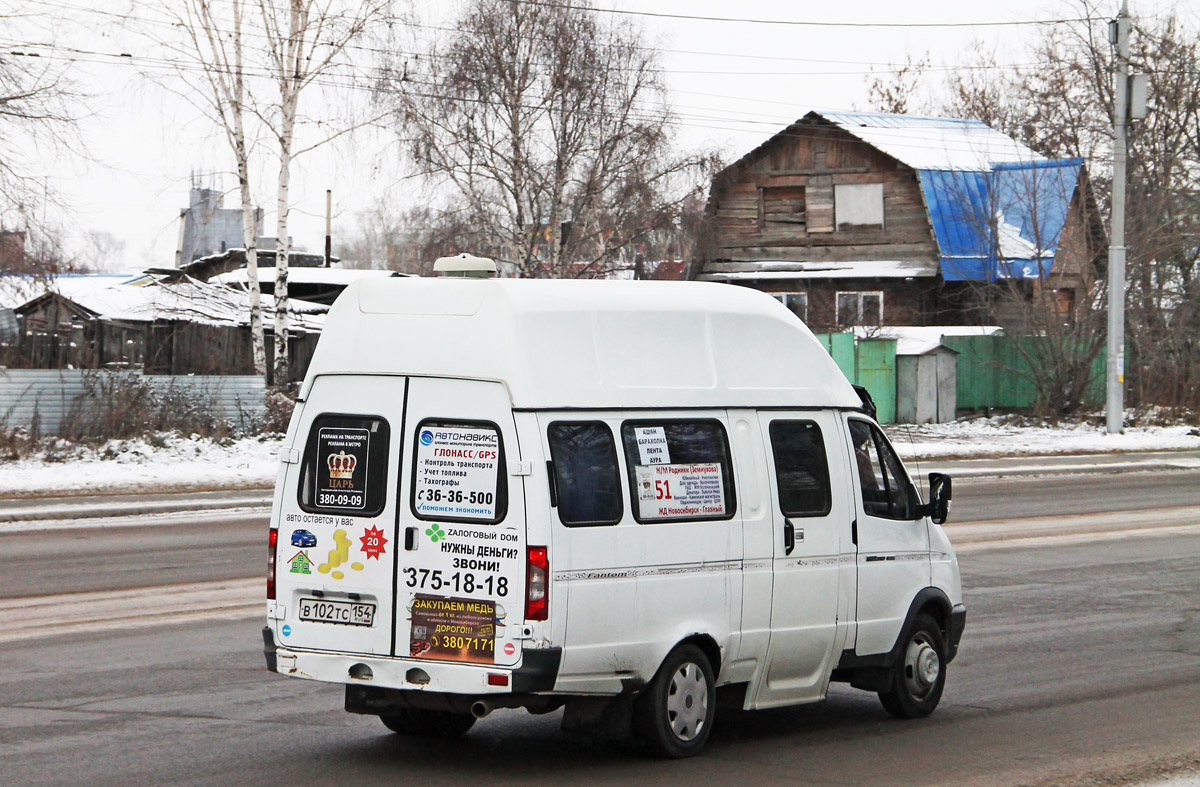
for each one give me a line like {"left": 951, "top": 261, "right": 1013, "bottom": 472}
{"left": 784, "top": 520, "right": 795, "bottom": 555}
{"left": 404, "top": 526, "right": 418, "bottom": 551}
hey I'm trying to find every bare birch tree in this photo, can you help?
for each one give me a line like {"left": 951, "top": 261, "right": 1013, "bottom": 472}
{"left": 386, "top": 0, "right": 714, "bottom": 279}
{"left": 254, "top": 0, "right": 390, "bottom": 384}
{"left": 157, "top": 0, "right": 268, "bottom": 377}
{"left": 0, "top": 7, "right": 83, "bottom": 273}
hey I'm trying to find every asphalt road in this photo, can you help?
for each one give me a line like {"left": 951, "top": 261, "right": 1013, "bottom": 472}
{"left": 3, "top": 529, "right": 1199, "bottom": 785}
{"left": 2, "top": 466, "right": 1200, "bottom": 785}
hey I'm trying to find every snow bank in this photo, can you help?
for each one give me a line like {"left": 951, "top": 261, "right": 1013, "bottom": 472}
{"left": 887, "top": 419, "right": 1200, "bottom": 460}
{"left": 0, "top": 434, "right": 283, "bottom": 498}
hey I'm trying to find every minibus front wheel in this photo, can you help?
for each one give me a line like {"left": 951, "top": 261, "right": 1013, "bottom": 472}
{"left": 878, "top": 613, "right": 946, "bottom": 718}
{"left": 634, "top": 644, "right": 716, "bottom": 758}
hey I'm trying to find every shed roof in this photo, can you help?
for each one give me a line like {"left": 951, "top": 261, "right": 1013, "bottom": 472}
{"left": 304, "top": 278, "right": 861, "bottom": 410}
{"left": 854, "top": 325, "right": 1002, "bottom": 356}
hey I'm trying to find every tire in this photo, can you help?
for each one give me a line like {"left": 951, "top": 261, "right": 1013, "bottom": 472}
{"left": 878, "top": 613, "right": 947, "bottom": 719}
{"left": 634, "top": 644, "right": 716, "bottom": 759}
{"left": 379, "top": 708, "right": 476, "bottom": 738}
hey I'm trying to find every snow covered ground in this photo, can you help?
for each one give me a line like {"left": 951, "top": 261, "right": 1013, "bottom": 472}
{"left": 0, "top": 417, "right": 1197, "bottom": 498}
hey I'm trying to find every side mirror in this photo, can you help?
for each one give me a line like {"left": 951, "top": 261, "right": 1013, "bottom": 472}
{"left": 920, "top": 472, "right": 952, "bottom": 524}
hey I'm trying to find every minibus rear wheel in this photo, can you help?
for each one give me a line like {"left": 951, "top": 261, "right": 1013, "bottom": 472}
{"left": 634, "top": 644, "right": 716, "bottom": 758}
{"left": 380, "top": 708, "right": 476, "bottom": 738}
{"left": 878, "top": 613, "right": 946, "bottom": 718}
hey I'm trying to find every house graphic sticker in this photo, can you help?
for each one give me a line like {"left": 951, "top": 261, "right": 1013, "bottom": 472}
{"left": 289, "top": 551, "right": 313, "bottom": 574}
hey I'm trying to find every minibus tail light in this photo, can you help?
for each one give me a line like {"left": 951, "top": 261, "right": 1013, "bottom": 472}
{"left": 267, "top": 527, "right": 278, "bottom": 600}
{"left": 526, "top": 546, "right": 548, "bottom": 621}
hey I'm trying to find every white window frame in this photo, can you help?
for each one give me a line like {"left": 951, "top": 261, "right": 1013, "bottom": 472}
{"left": 836, "top": 291, "right": 884, "bottom": 326}
{"left": 772, "top": 292, "right": 809, "bottom": 322}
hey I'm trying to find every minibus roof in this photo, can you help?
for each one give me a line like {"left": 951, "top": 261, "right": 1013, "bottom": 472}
{"left": 301, "top": 278, "right": 860, "bottom": 410}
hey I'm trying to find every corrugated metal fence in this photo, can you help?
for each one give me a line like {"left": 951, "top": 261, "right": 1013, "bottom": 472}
{"left": 815, "top": 332, "right": 1108, "bottom": 422}
{"left": 0, "top": 369, "right": 266, "bottom": 435}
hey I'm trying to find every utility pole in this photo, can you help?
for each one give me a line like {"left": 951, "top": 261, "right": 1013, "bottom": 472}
{"left": 1106, "top": 1, "right": 1130, "bottom": 435}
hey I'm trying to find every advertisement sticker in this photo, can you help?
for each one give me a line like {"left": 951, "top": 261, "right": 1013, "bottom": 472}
{"left": 634, "top": 463, "right": 725, "bottom": 520}
{"left": 316, "top": 427, "right": 369, "bottom": 509}
{"left": 409, "top": 594, "right": 497, "bottom": 664}
{"left": 414, "top": 425, "right": 501, "bottom": 520}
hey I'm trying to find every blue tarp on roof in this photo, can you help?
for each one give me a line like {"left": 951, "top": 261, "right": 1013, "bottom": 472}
{"left": 919, "top": 158, "right": 1083, "bottom": 282}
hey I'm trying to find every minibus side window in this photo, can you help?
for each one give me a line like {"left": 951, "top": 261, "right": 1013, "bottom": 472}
{"left": 297, "top": 414, "right": 390, "bottom": 517}
{"left": 849, "top": 420, "right": 912, "bottom": 520}
{"left": 620, "top": 420, "right": 736, "bottom": 523}
{"left": 547, "top": 421, "right": 623, "bottom": 527}
{"left": 769, "top": 420, "right": 832, "bottom": 517}
{"left": 409, "top": 420, "right": 508, "bottom": 525}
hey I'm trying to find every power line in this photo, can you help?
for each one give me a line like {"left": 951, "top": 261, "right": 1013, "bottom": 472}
{"left": 15, "top": 0, "right": 1053, "bottom": 76}
{"left": 3, "top": 39, "right": 1116, "bottom": 168}
{"left": 510, "top": 0, "right": 1092, "bottom": 29}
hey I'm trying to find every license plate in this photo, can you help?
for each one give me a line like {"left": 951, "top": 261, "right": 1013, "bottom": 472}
{"left": 298, "top": 598, "right": 376, "bottom": 627}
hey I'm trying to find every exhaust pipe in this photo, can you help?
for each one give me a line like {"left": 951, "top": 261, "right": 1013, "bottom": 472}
{"left": 471, "top": 700, "right": 495, "bottom": 719}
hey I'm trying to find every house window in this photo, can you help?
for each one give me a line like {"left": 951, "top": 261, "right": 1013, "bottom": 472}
{"left": 759, "top": 186, "right": 806, "bottom": 228}
{"left": 836, "top": 291, "right": 883, "bottom": 327}
{"left": 772, "top": 292, "right": 809, "bottom": 322}
{"left": 834, "top": 183, "right": 884, "bottom": 231}
{"left": 1051, "top": 288, "right": 1075, "bottom": 315}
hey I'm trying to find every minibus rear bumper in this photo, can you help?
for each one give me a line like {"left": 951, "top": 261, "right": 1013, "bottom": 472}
{"left": 262, "top": 627, "right": 560, "bottom": 695}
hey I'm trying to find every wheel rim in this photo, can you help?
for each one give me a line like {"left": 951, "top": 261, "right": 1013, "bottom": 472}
{"left": 666, "top": 661, "right": 708, "bottom": 741}
{"left": 904, "top": 632, "right": 941, "bottom": 700}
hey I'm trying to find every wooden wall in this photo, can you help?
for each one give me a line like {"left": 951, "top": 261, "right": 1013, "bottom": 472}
{"left": 749, "top": 278, "right": 960, "bottom": 334}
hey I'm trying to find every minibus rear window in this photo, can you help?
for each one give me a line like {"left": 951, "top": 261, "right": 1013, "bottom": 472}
{"left": 548, "top": 421, "right": 623, "bottom": 527}
{"left": 297, "top": 414, "right": 390, "bottom": 516}
{"left": 768, "top": 420, "right": 832, "bottom": 517}
{"left": 620, "top": 420, "right": 736, "bottom": 523}
{"left": 410, "top": 420, "right": 508, "bottom": 525}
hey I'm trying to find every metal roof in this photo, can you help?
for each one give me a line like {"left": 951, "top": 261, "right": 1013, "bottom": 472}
{"left": 920, "top": 159, "right": 1083, "bottom": 281}
{"left": 820, "top": 110, "right": 1044, "bottom": 171}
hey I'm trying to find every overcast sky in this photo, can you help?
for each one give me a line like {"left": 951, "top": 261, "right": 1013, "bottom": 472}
{"left": 5, "top": 0, "right": 1193, "bottom": 272}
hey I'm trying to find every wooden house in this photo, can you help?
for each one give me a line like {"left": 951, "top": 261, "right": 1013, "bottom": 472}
{"left": 1, "top": 274, "right": 325, "bottom": 383}
{"left": 694, "top": 110, "right": 1107, "bottom": 333}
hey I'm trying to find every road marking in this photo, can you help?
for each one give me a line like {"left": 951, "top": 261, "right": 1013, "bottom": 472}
{"left": 0, "top": 578, "right": 262, "bottom": 643}
{"left": 956, "top": 524, "right": 1200, "bottom": 553}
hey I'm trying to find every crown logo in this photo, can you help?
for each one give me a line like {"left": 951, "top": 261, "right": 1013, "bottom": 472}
{"left": 327, "top": 451, "right": 357, "bottom": 479}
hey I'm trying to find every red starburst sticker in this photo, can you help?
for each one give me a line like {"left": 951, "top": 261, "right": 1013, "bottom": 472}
{"left": 359, "top": 525, "right": 388, "bottom": 559}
